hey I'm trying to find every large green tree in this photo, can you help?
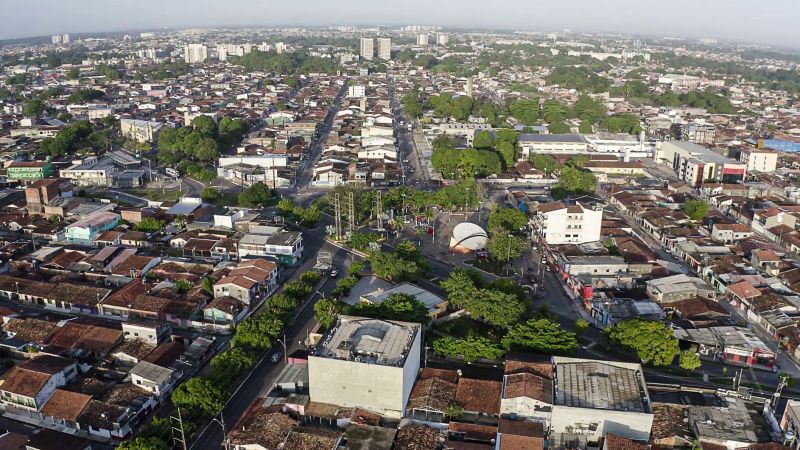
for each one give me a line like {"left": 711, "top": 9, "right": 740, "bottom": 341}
{"left": 502, "top": 318, "right": 579, "bottom": 354}
{"left": 466, "top": 290, "right": 525, "bottom": 329}
{"left": 609, "top": 319, "right": 680, "bottom": 366}
{"left": 23, "top": 99, "right": 45, "bottom": 118}
{"left": 172, "top": 377, "right": 226, "bottom": 416}
{"left": 552, "top": 166, "right": 597, "bottom": 199}
{"left": 473, "top": 130, "right": 495, "bottom": 150}
{"left": 440, "top": 269, "right": 482, "bottom": 309}
{"left": 118, "top": 437, "right": 169, "bottom": 450}
{"left": 432, "top": 336, "right": 504, "bottom": 362}
{"left": 488, "top": 207, "right": 528, "bottom": 233}
{"left": 684, "top": 199, "right": 711, "bottom": 221}
{"left": 238, "top": 183, "right": 274, "bottom": 207}
{"left": 510, "top": 99, "right": 540, "bottom": 125}
{"left": 529, "top": 154, "right": 561, "bottom": 176}
{"left": 485, "top": 233, "right": 525, "bottom": 263}
{"left": 679, "top": 351, "right": 702, "bottom": 371}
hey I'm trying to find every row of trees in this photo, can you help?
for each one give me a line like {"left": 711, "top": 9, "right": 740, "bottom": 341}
{"left": 277, "top": 198, "right": 321, "bottom": 226}
{"left": 229, "top": 50, "right": 337, "bottom": 75}
{"left": 147, "top": 272, "right": 321, "bottom": 450}
{"left": 39, "top": 119, "right": 114, "bottom": 157}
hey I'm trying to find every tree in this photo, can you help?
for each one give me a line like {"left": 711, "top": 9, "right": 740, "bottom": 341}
{"left": 679, "top": 351, "right": 702, "bottom": 371}
{"left": 66, "top": 67, "right": 81, "bottom": 80}
{"left": 510, "top": 99, "right": 540, "bottom": 125}
{"left": 348, "top": 262, "right": 365, "bottom": 277}
{"left": 432, "top": 336, "right": 504, "bottom": 362}
{"left": 285, "top": 76, "right": 302, "bottom": 90}
{"left": 193, "top": 137, "right": 220, "bottom": 161}
{"left": 135, "top": 217, "right": 165, "bottom": 233}
{"left": 172, "top": 377, "right": 226, "bottom": 416}
{"left": 22, "top": 100, "right": 45, "bottom": 118}
{"left": 175, "top": 279, "right": 194, "bottom": 294}
{"left": 349, "top": 231, "right": 382, "bottom": 251}
{"left": 231, "top": 315, "right": 283, "bottom": 351}
{"left": 552, "top": 166, "right": 597, "bottom": 199}
{"left": 202, "top": 277, "right": 214, "bottom": 295}
{"left": 684, "top": 199, "right": 711, "bottom": 221}
{"left": 315, "top": 298, "right": 344, "bottom": 330}
{"left": 502, "top": 318, "right": 579, "bottom": 354}
{"left": 466, "top": 290, "right": 525, "bottom": 329}
{"left": 488, "top": 207, "right": 527, "bottom": 233}
{"left": 441, "top": 269, "right": 482, "bottom": 309}
{"left": 486, "top": 233, "right": 525, "bottom": 263}
{"left": 575, "top": 318, "right": 590, "bottom": 335}
{"left": 473, "top": 130, "right": 495, "bottom": 150}
{"left": 201, "top": 187, "right": 221, "bottom": 202}
{"left": 238, "top": 183, "right": 274, "bottom": 207}
{"left": 192, "top": 115, "right": 218, "bottom": 136}
{"left": 403, "top": 89, "right": 423, "bottom": 118}
{"left": 529, "top": 154, "right": 561, "bottom": 177}
{"left": 349, "top": 293, "right": 430, "bottom": 324}
{"left": 609, "top": 319, "right": 680, "bottom": 366}
{"left": 118, "top": 437, "right": 169, "bottom": 450}
{"left": 369, "top": 243, "right": 427, "bottom": 282}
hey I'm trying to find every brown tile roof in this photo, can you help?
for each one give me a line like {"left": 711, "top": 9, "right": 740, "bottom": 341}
{"left": 145, "top": 341, "right": 186, "bottom": 368}
{"left": 753, "top": 250, "right": 781, "bottom": 262}
{"left": 536, "top": 201, "right": 566, "bottom": 214}
{"left": 102, "top": 278, "right": 148, "bottom": 308}
{"left": 282, "top": 426, "right": 341, "bottom": 450}
{"left": 76, "top": 400, "right": 127, "bottom": 431}
{"left": 40, "top": 389, "right": 92, "bottom": 421}
{"left": 112, "top": 338, "right": 155, "bottom": 361}
{"left": 455, "top": 378, "right": 502, "bottom": 415}
{"left": 394, "top": 424, "right": 440, "bottom": 450}
{"left": 45, "top": 322, "right": 123, "bottom": 356}
{"left": 101, "top": 383, "right": 155, "bottom": 407}
{"left": 3, "top": 317, "right": 56, "bottom": 343}
{"left": 227, "top": 405, "right": 298, "bottom": 449}
{"left": 604, "top": 433, "right": 649, "bottom": 450}
{"left": 497, "top": 418, "right": 544, "bottom": 438}
{"left": 669, "top": 297, "right": 730, "bottom": 319}
{"left": 448, "top": 422, "right": 497, "bottom": 442}
{"left": 419, "top": 367, "right": 460, "bottom": 383}
{"left": 727, "top": 281, "right": 761, "bottom": 299}
{"left": 503, "top": 372, "right": 553, "bottom": 403}
{"left": 499, "top": 434, "right": 545, "bottom": 450}
{"left": 504, "top": 357, "right": 553, "bottom": 379}
{"left": 0, "top": 367, "right": 51, "bottom": 397}
{"left": 19, "top": 355, "right": 73, "bottom": 374}
{"left": 205, "top": 296, "right": 246, "bottom": 314}
{"left": 650, "top": 403, "right": 686, "bottom": 441}
{"left": 407, "top": 376, "right": 458, "bottom": 412}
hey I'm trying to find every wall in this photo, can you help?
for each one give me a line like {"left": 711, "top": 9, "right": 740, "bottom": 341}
{"left": 550, "top": 405, "right": 654, "bottom": 441}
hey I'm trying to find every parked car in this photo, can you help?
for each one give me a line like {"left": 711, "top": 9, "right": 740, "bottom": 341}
{"left": 329, "top": 268, "right": 340, "bottom": 278}
{"left": 270, "top": 351, "right": 283, "bottom": 363}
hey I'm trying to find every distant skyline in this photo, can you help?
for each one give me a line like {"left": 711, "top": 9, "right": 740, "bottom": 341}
{"left": 3, "top": 0, "right": 799, "bottom": 49}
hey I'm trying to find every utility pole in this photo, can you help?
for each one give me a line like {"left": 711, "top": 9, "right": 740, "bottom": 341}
{"left": 375, "top": 190, "right": 383, "bottom": 229}
{"left": 171, "top": 408, "right": 188, "bottom": 450}
{"left": 333, "top": 193, "right": 342, "bottom": 241}
{"left": 348, "top": 192, "right": 355, "bottom": 233}
{"left": 277, "top": 334, "right": 288, "bottom": 364}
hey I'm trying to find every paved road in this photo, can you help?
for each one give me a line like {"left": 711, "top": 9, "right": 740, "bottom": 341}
{"left": 189, "top": 223, "right": 355, "bottom": 450}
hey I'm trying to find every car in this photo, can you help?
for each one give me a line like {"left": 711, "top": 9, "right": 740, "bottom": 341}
{"left": 270, "top": 351, "right": 283, "bottom": 363}
{"left": 329, "top": 268, "right": 340, "bottom": 278}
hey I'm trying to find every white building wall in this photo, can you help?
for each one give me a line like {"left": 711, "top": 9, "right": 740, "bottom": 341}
{"left": 550, "top": 405, "right": 654, "bottom": 441}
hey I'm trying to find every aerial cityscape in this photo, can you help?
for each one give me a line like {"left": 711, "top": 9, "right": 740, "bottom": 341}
{"left": 2, "top": 2, "right": 800, "bottom": 450}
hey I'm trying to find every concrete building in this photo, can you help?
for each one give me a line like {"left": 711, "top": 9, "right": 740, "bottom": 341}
{"left": 437, "top": 33, "right": 449, "bottom": 46}
{"left": 62, "top": 34, "right": 69, "bottom": 44}
{"left": 740, "top": 148, "right": 778, "bottom": 173}
{"left": 130, "top": 360, "right": 174, "bottom": 396}
{"left": 348, "top": 85, "right": 366, "bottom": 98}
{"left": 184, "top": 44, "right": 208, "bottom": 63}
{"left": 646, "top": 274, "right": 716, "bottom": 303}
{"left": 120, "top": 119, "right": 164, "bottom": 143}
{"left": 60, "top": 156, "right": 116, "bottom": 187}
{"left": 360, "top": 38, "right": 374, "bottom": 60}
{"left": 534, "top": 201, "right": 603, "bottom": 245}
{"left": 584, "top": 132, "right": 656, "bottom": 160}
{"left": 377, "top": 38, "right": 392, "bottom": 60}
{"left": 64, "top": 211, "right": 121, "bottom": 246}
{"left": 681, "top": 122, "right": 716, "bottom": 144}
{"left": 550, "top": 357, "right": 653, "bottom": 444}
{"left": 780, "top": 400, "right": 800, "bottom": 450}
{"left": 518, "top": 134, "right": 589, "bottom": 158}
{"left": 659, "top": 141, "right": 747, "bottom": 187}
{"left": 417, "top": 33, "right": 429, "bottom": 46}
{"left": 308, "top": 315, "right": 422, "bottom": 418}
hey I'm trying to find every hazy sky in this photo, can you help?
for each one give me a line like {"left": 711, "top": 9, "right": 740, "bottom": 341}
{"left": 3, "top": 0, "right": 799, "bottom": 48}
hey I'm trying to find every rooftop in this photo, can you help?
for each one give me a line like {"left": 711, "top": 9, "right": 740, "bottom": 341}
{"left": 130, "top": 360, "right": 174, "bottom": 385}
{"left": 553, "top": 357, "right": 650, "bottom": 413}
{"left": 313, "top": 315, "right": 419, "bottom": 367}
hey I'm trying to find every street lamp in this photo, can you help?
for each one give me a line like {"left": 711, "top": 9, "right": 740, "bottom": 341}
{"left": 210, "top": 412, "right": 229, "bottom": 450}
{"left": 277, "top": 334, "right": 288, "bottom": 364}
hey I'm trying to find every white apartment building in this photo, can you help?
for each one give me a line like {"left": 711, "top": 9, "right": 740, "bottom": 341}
{"left": 348, "top": 85, "right": 366, "bottom": 98}
{"left": 60, "top": 156, "right": 116, "bottom": 187}
{"left": 377, "top": 38, "right": 392, "bottom": 60}
{"left": 740, "top": 148, "right": 778, "bottom": 173}
{"left": 417, "top": 33, "right": 429, "bottom": 46}
{"left": 184, "top": 44, "right": 208, "bottom": 63}
{"left": 518, "top": 134, "right": 589, "bottom": 159}
{"left": 360, "top": 38, "right": 374, "bottom": 60}
{"left": 535, "top": 201, "right": 603, "bottom": 245}
{"left": 309, "top": 316, "right": 421, "bottom": 419}
{"left": 437, "top": 33, "right": 449, "bottom": 46}
{"left": 584, "top": 132, "right": 656, "bottom": 160}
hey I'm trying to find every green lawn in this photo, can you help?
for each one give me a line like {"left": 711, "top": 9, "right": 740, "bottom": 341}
{"left": 128, "top": 189, "right": 187, "bottom": 202}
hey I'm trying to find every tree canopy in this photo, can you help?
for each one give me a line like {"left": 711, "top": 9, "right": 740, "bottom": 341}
{"left": 502, "top": 318, "right": 579, "bottom": 354}
{"left": 432, "top": 336, "right": 504, "bottom": 362}
{"left": 488, "top": 207, "right": 527, "bottom": 233}
{"left": 609, "top": 319, "right": 680, "bottom": 366}
{"left": 684, "top": 199, "right": 711, "bottom": 221}
{"left": 551, "top": 166, "right": 597, "bottom": 199}
{"left": 485, "top": 233, "right": 525, "bottom": 263}
{"left": 369, "top": 242, "right": 428, "bottom": 282}
{"left": 238, "top": 183, "right": 274, "bottom": 208}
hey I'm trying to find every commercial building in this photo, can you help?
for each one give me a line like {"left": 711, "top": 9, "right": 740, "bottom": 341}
{"left": 739, "top": 147, "right": 778, "bottom": 173}
{"left": 6, "top": 160, "right": 53, "bottom": 182}
{"left": 308, "top": 315, "right": 422, "bottom": 418}
{"left": 120, "top": 119, "right": 164, "bottom": 143}
{"left": 518, "top": 134, "right": 589, "bottom": 158}
{"left": 534, "top": 201, "right": 603, "bottom": 245}
{"left": 550, "top": 357, "right": 653, "bottom": 444}
{"left": 64, "top": 211, "right": 121, "bottom": 246}
{"left": 377, "top": 38, "right": 392, "bottom": 60}
{"left": 360, "top": 38, "right": 374, "bottom": 60}
{"left": 60, "top": 156, "right": 116, "bottom": 187}
{"left": 584, "top": 132, "right": 656, "bottom": 160}
{"left": 184, "top": 44, "right": 208, "bottom": 63}
{"left": 659, "top": 141, "right": 747, "bottom": 187}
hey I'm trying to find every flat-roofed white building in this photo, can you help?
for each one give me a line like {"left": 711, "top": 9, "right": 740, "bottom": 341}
{"left": 308, "top": 315, "right": 422, "bottom": 418}
{"left": 120, "top": 119, "right": 164, "bottom": 143}
{"left": 550, "top": 357, "right": 654, "bottom": 443}
{"left": 518, "top": 134, "right": 589, "bottom": 158}
{"left": 534, "top": 201, "right": 603, "bottom": 245}
{"left": 739, "top": 148, "right": 778, "bottom": 173}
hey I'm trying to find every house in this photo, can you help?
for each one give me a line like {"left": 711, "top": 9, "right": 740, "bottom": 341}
{"left": 121, "top": 320, "right": 172, "bottom": 346}
{"left": 0, "top": 356, "right": 77, "bottom": 411}
{"left": 752, "top": 250, "right": 782, "bottom": 277}
{"left": 203, "top": 296, "right": 247, "bottom": 325}
{"left": 65, "top": 211, "right": 120, "bottom": 245}
{"left": 237, "top": 231, "right": 305, "bottom": 265}
{"left": 22, "top": 429, "right": 93, "bottom": 450}
{"left": 710, "top": 223, "right": 753, "bottom": 244}
{"left": 646, "top": 274, "right": 716, "bottom": 303}
{"left": 129, "top": 360, "right": 175, "bottom": 396}
{"left": 675, "top": 326, "right": 777, "bottom": 368}
{"left": 213, "top": 258, "right": 278, "bottom": 304}
{"left": 120, "top": 231, "right": 149, "bottom": 248}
